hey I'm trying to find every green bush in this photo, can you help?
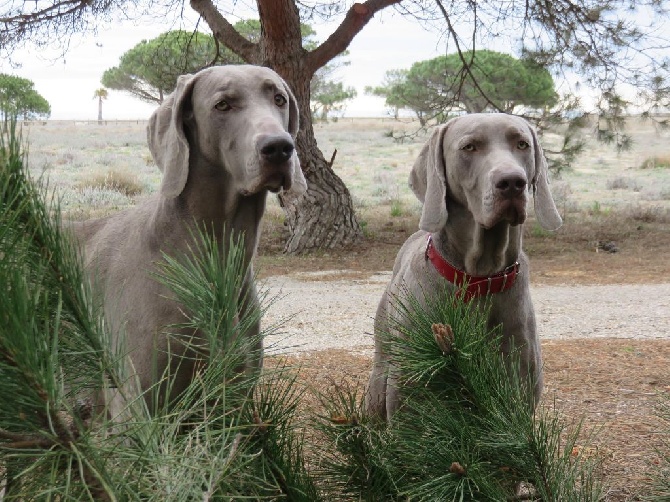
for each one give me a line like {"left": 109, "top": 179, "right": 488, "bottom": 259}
{"left": 316, "top": 284, "right": 605, "bottom": 501}
{"left": 0, "top": 121, "right": 315, "bottom": 499}
{"left": 390, "top": 198, "right": 403, "bottom": 217}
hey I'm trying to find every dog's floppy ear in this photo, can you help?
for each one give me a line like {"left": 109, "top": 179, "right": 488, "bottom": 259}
{"left": 283, "top": 79, "right": 299, "bottom": 139}
{"left": 529, "top": 124, "right": 562, "bottom": 231}
{"left": 147, "top": 72, "right": 199, "bottom": 199}
{"left": 409, "top": 124, "right": 449, "bottom": 233}
{"left": 280, "top": 77, "right": 307, "bottom": 197}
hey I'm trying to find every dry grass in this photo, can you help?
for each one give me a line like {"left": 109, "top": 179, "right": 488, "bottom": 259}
{"left": 641, "top": 154, "right": 670, "bottom": 169}
{"left": 75, "top": 169, "right": 144, "bottom": 197}
{"left": 22, "top": 117, "right": 670, "bottom": 221}
{"left": 623, "top": 203, "right": 670, "bottom": 223}
{"left": 23, "top": 121, "right": 160, "bottom": 220}
{"left": 606, "top": 176, "right": 641, "bottom": 191}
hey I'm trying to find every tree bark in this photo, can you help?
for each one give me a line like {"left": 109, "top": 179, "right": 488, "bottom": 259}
{"left": 279, "top": 75, "right": 362, "bottom": 252}
{"left": 189, "top": 0, "right": 402, "bottom": 252}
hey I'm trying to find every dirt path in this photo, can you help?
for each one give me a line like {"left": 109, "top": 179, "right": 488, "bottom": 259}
{"left": 261, "top": 271, "right": 670, "bottom": 355}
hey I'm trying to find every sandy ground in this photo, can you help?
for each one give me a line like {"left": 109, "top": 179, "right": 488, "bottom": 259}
{"left": 261, "top": 271, "right": 670, "bottom": 355}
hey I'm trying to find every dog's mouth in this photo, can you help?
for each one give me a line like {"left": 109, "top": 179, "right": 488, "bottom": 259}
{"left": 264, "top": 173, "right": 287, "bottom": 193}
{"left": 504, "top": 198, "right": 527, "bottom": 225}
{"left": 482, "top": 199, "right": 527, "bottom": 228}
{"left": 504, "top": 206, "right": 526, "bottom": 226}
{"left": 242, "top": 173, "right": 287, "bottom": 196}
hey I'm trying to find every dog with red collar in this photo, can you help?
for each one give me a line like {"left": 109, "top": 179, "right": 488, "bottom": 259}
{"left": 365, "top": 113, "right": 562, "bottom": 422}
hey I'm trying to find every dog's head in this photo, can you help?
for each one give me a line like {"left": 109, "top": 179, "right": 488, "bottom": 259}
{"left": 409, "top": 113, "right": 562, "bottom": 232}
{"left": 147, "top": 65, "right": 307, "bottom": 199}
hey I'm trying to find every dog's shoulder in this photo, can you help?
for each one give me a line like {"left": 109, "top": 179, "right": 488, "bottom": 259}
{"left": 75, "top": 196, "right": 160, "bottom": 243}
{"left": 388, "top": 230, "right": 438, "bottom": 297}
{"left": 68, "top": 216, "right": 113, "bottom": 244}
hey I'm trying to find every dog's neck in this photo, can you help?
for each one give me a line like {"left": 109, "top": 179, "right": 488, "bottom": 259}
{"left": 155, "top": 162, "right": 267, "bottom": 266}
{"left": 432, "top": 208, "right": 523, "bottom": 277}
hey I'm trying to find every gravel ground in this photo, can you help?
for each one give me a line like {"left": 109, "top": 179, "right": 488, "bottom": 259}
{"left": 261, "top": 271, "right": 670, "bottom": 356}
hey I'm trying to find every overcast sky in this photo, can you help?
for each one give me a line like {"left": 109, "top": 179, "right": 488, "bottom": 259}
{"left": 0, "top": 7, "right": 449, "bottom": 121}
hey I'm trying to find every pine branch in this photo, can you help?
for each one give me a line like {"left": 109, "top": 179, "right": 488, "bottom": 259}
{"left": 317, "top": 282, "right": 604, "bottom": 499}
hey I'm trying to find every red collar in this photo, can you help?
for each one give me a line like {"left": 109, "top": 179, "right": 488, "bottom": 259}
{"left": 425, "top": 235, "right": 520, "bottom": 302}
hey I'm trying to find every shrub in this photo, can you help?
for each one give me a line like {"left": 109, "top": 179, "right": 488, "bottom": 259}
{"left": 588, "top": 200, "right": 610, "bottom": 216}
{"left": 316, "top": 285, "right": 604, "bottom": 500}
{"left": 77, "top": 168, "right": 144, "bottom": 197}
{"left": 390, "top": 198, "right": 403, "bottom": 217}
{"left": 640, "top": 155, "right": 670, "bottom": 169}
{"left": 606, "top": 176, "right": 641, "bottom": 191}
{"left": 640, "top": 184, "right": 670, "bottom": 201}
{"left": 624, "top": 204, "right": 670, "bottom": 223}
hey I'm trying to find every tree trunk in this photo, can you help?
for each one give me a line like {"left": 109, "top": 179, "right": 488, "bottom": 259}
{"left": 97, "top": 97, "right": 103, "bottom": 123}
{"left": 253, "top": 0, "right": 362, "bottom": 253}
{"left": 279, "top": 76, "right": 361, "bottom": 252}
{"left": 255, "top": 0, "right": 362, "bottom": 252}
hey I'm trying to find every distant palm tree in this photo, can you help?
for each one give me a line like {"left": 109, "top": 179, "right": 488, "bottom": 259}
{"left": 93, "top": 88, "right": 108, "bottom": 124}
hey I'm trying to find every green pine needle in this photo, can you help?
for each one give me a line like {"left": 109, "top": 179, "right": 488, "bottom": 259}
{"left": 317, "top": 282, "right": 605, "bottom": 500}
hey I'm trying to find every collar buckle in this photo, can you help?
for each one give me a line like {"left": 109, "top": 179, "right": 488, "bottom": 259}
{"left": 425, "top": 234, "right": 433, "bottom": 260}
{"left": 502, "top": 262, "right": 520, "bottom": 276}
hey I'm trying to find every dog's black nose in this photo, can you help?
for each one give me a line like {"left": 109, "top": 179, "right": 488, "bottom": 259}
{"left": 259, "top": 136, "right": 294, "bottom": 165}
{"left": 494, "top": 173, "right": 527, "bottom": 198}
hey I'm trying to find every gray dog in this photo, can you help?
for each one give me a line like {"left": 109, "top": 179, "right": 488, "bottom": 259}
{"left": 72, "top": 65, "right": 306, "bottom": 417}
{"left": 366, "top": 113, "right": 562, "bottom": 421}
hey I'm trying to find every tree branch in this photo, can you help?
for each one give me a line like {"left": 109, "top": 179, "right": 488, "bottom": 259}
{"left": 189, "top": 0, "right": 259, "bottom": 62}
{"left": 306, "top": 0, "right": 402, "bottom": 75}
{"left": 1, "top": 0, "right": 113, "bottom": 52}
{"left": 257, "top": 0, "right": 302, "bottom": 44}
{"left": 0, "top": 0, "right": 91, "bottom": 25}
{"left": 434, "top": 0, "right": 504, "bottom": 113}
{"left": 328, "top": 149, "right": 338, "bottom": 168}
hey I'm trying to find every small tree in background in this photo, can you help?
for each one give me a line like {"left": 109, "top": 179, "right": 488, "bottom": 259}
{"left": 0, "top": 74, "right": 50, "bottom": 120}
{"left": 101, "top": 30, "right": 226, "bottom": 104}
{"left": 366, "top": 68, "right": 429, "bottom": 123}
{"left": 92, "top": 87, "right": 108, "bottom": 123}
{"left": 368, "top": 50, "right": 557, "bottom": 122}
{"left": 302, "top": 25, "right": 357, "bottom": 122}
{"left": 311, "top": 80, "right": 357, "bottom": 121}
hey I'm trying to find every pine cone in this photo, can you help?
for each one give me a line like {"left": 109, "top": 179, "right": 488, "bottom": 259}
{"left": 449, "top": 461, "right": 466, "bottom": 476}
{"left": 432, "top": 323, "right": 455, "bottom": 355}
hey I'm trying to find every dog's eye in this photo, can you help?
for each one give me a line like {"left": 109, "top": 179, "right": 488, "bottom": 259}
{"left": 215, "top": 100, "right": 231, "bottom": 111}
{"left": 461, "top": 143, "right": 476, "bottom": 152}
{"left": 518, "top": 140, "right": 530, "bottom": 150}
{"left": 274, "top": 94, "right": 287, "bottom": 107}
